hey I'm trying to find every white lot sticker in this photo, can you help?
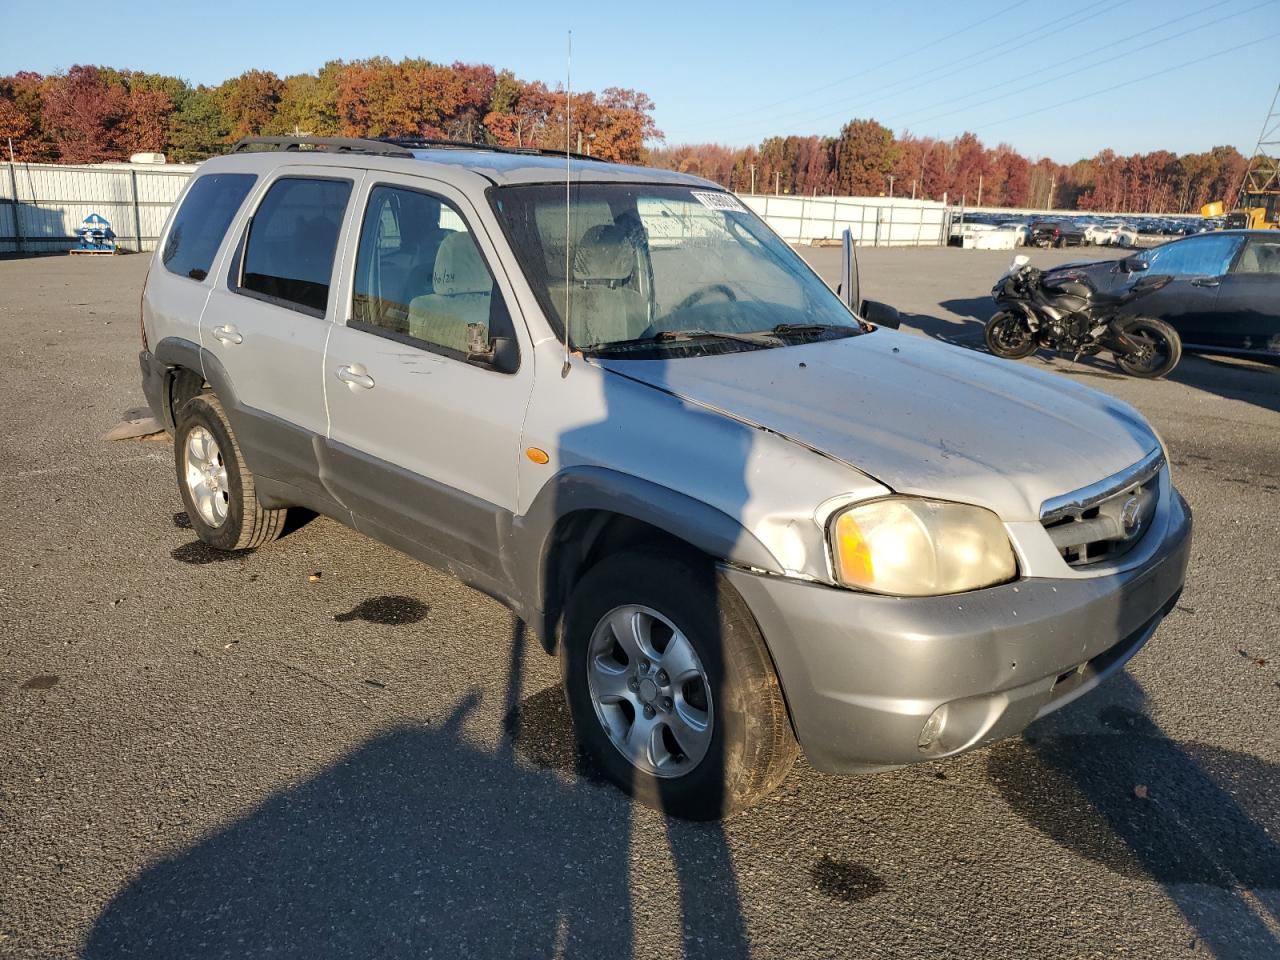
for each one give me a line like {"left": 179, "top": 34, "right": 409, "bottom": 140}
{"left": 691, "top": 191, "right": 748, "bottom": 213}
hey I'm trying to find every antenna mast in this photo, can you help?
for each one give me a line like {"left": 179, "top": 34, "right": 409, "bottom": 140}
{"left": 561, "top": 30, "right": 573, "bottom": 378}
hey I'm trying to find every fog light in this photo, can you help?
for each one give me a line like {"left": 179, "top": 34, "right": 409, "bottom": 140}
{"left": 918, "top": 705, "right": 947, "bottom": 751}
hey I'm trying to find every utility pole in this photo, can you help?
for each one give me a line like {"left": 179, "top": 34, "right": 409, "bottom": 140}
{"left": 1046, "top": 175, "right": 1056, "bottom": 211}
{"left": 977, "top": 174, "right": 983, "bottom": 207}
{"left": 911, "top": 179, "right": 917, "bottom": 200}
{"left": 577, "top": 131, "right": 582, "bottom": 154}
{"left": 775, "top": 170, "right": 781, "bottom": 195}
{"left": 887, "top": 175, "right": 896, "bottom": 198}
{"left": 749, "top": 163, "right": 756, "bottom": 195}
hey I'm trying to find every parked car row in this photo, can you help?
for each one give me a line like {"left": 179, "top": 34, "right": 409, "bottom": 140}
{"left": 958, "top": 211, "right": 1225, "bottom": 246}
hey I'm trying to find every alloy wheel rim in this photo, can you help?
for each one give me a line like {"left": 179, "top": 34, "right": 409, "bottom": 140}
{"left": 184, "top": 426, "right": 230, "bottom": 527}
{"left": 1126, "top": 325, "right": 1168, "bottom": 372}
{"left": 585, "top": 604, "right": 714, "bottom": 778}
{"left": 996, "top": 317, "right": 1030, "bottom": 350}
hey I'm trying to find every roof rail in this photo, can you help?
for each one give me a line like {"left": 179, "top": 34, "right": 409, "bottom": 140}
{"left": 228, "top": 134, "right": 609, "bottom": 164}
{"left": 379, "top": 137, "right": 603, "bottom": 162}
{"left": 230, "top": 136, "right": 414, "bottom": 157}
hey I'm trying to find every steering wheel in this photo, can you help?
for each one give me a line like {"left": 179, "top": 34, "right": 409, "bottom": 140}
{"left": 672, "top": 283, "right": 737, "bottom": 314}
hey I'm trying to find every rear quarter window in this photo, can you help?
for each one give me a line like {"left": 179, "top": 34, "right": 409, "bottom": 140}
{"left": 161, "top": 173, "right": 257, "bottom": 282}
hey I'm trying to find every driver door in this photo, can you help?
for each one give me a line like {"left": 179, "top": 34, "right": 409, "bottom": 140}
{"left": 1135, "top": 234, "right": 1241, "bottom": 346}
{"left": 320, "top": 174, "right": 534, "bottom": 585}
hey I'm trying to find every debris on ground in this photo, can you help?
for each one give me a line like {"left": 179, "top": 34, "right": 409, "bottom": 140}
{"left": 1133, "top": 784, "right": 1149, "bottom": 800}
{"left": 101, "top": 407, "right": 164, "bottom": 442}
{"left": 308, "top": 572, "right": 323, "bottom": 583}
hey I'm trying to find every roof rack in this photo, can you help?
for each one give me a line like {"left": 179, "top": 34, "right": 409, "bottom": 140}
{"left": 230, "top": 136, "right": 414, "bottom": 157}
{"left": 379, "top": 137, "right": 602, "bottom": 162}
{"left": 229, "top": 135, "right": 609, "bottom": 164}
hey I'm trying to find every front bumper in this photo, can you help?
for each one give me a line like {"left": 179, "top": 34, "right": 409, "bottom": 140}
{"left": 725, "top": 490, "right": 1192, "bottom": 774}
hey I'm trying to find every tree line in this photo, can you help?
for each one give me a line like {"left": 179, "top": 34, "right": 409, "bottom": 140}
{"left": 0, "top": 63, "right": 1247, "bottom": 213}
{"left": 0, "top": 61, "right": 659, "bottom": 165}
{"left": 652, "top": 122, "right": 1249, "bottom": 214}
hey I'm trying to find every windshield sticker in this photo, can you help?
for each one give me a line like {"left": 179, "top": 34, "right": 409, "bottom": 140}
{"left": 691, "top": 191, "right": 748, "bottom": 213}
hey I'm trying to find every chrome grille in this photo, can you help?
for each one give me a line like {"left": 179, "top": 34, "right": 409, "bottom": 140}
{"left": 1040, "top": 449, "right": 1164, "bottom": 567}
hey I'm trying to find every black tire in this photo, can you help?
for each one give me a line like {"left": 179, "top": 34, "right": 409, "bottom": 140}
{"left": 985, "top": 311, "right": 1038, "bottom": 359}
{"left": 1113, "top": 317, "right": 1182, "bottom": 379}
{"left": 174, "top": 393, "right": 287, "bottom": 550}
{"left": 560, "top": 549, "right": 798, "bottom": 820}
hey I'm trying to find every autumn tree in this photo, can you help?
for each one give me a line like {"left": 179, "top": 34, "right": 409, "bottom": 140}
{"left": 834, "top": 119, "right": 899, "bottom": 195}
{"left": 270, "top": 62, "right": 344, "bottom": 137}
{"left": 119, "top": 87, "right": 173, "bottom": 154}
{"left": 217, "top": 69, "right": 283, "bottom": 140}
{"left": 168, "top": 88, "right": 227, "bottom": 162}
{"left": 0, "top": 72, "right": 52, "bottom": 159}
{"left": 41, "top": 65, "right": 127, "bottom": 162}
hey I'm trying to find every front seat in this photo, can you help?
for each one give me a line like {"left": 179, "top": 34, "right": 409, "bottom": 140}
{"left": 557, "top": 224, "right": 649, "bottom": 347}
{"left": 407, "top": 233, "right": 493, "bottom": 352}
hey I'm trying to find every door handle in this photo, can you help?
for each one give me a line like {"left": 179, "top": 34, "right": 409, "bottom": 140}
{"left": 212, "top": 324, "right": 243, "bottom": 344}
{"left": 1191, "top": 278, "right": 1221, "bottom": 288}
{"left": 336, "top": 363, "right": 375, "bottom": 390}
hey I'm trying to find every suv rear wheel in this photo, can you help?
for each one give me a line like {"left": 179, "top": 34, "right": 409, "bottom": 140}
{"left": 174, "top": 393, "right": 286, "bottom": 550}
{"left": 560, "top": 549, "right": 798, "bottom": 819}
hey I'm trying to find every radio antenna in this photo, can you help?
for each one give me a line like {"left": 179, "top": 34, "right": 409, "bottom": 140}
{"left": 561, "top": 29, "right": 573, "bottom": 378}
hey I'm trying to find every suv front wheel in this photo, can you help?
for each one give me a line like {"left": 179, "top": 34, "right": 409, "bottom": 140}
{"left": 561, "top": 549, "right": 798, "bottom": 819}
{"left": 174, "top": 393, "right": 286, "bottom": 551}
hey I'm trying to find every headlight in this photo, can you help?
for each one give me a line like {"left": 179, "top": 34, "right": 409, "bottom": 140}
{"left": 830, "top": 497, "right": 1016, "bottom": 596}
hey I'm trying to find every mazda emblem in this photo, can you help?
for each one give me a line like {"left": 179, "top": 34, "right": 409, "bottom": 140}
{"left": 1121, "top": 495, "right": 1142, "bottom": 534}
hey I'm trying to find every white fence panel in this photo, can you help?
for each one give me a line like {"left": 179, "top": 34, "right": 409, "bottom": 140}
{"left": 2, "top": 162, "right": 197, "bottom": 255}
{"left": 738, "top": 194, "right": 949, "bottom": 246}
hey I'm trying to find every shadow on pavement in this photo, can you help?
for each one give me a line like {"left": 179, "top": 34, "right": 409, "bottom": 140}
{"left": 82, "top": 663, "right": 749, "bottom": 959}
{"left": 992, "top": 672, "right": 1280, "bottom": 960}
{"left": 1167, "top": 353, "right": 1280, "bottom": 416}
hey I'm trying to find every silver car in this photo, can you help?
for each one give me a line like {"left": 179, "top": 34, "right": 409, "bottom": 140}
{"left": 140, "top": 137, "right": 1192, "bottom": 819}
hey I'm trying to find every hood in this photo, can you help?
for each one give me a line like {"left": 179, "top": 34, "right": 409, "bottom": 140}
{"left": 599, "top": 331, "right": 1158, "bottom": 521}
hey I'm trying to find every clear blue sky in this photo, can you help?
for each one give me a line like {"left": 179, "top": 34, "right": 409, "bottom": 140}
{"left": 2, "top": 0, "right": 1275, "bottom": 161}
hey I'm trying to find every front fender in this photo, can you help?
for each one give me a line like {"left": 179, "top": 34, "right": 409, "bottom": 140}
{"left": 505, "top": 465, "right": 784, "bottom": 646}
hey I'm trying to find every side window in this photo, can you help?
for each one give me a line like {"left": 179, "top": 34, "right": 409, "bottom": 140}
{"left": 162, "top": 173, "right": 256, "bottom": 281}
{"left": 351, "top": 184, "right": 513, "bottom": 361}
{"left": 1146, "top": 235, "right": 1242, "bottom": 277}
{"left": 1234, "top": 239, "right": 1280, "bottom": 275}
{"left": 238, "top": 177, "right": 352, "bottom": 314}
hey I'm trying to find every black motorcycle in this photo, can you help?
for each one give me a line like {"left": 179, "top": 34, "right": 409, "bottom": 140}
{"left": 984, "top": 255, "right": 1182, "bottom": 378}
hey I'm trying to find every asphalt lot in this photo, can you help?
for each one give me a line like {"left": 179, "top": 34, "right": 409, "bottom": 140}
{"left": 1, "top": 246, "right": 1277, "bottom": 959}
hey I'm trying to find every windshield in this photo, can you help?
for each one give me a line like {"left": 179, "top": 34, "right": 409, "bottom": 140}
{"left": 489, "top": 182, "right": 862, "bottom": 355}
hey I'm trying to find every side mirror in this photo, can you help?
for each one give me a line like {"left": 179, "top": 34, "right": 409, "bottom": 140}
{"left": 1120, "top": 256, "right": 1149, "bottom": 273}
{"left": 861, "top": 299, "right": 901, "bottom": 330}
{"left": 466, "top": 323, "right": 519, "bottom": 374}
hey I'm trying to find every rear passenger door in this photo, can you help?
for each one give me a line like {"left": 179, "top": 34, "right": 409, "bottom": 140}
{"left": 1213, "top": 236, "right": 1280, "bottom": 353}
{"left": 201, "top": 167, "right": 361, "bottom": 498}
{"left": 322, "top": 175, "right": 534, "bottom": 583}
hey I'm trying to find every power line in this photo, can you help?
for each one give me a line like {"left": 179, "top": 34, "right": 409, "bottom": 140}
{"left": 969, "top": 29, "right": 1280, "bottom": 133}
{"left": 705, "top": 0, "right": 1124, "bottom": 138}
{"left": 895, "top": 0, "right": 1272, "bottom": 131}
{"left": 713, "top": 0, "right": 1033, "bottom": 125}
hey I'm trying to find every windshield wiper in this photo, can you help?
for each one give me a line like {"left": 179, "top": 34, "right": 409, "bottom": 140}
{"left": 770, "top": 322, "right": 857, "bottom": 337}
{"left": 585, "top": 329, "right": 780, "bottom": 352}
{"left": 652, "top": 328, "right": 782, "bottom": 345}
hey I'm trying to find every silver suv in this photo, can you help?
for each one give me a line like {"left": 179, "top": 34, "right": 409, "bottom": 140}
{"left": 140, "top": 136, "right": 1192, "bottom": 819}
